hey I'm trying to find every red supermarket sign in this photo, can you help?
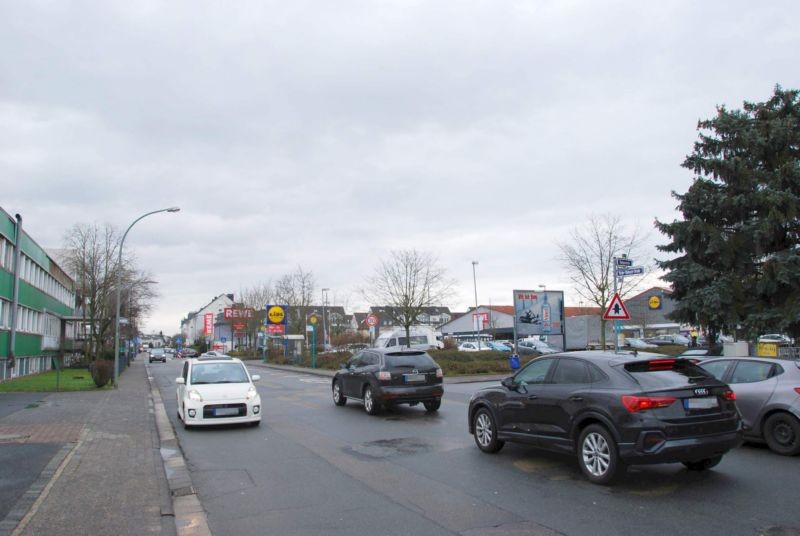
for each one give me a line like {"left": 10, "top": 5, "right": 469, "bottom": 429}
{"left": 224, "top": 308, "right": 254, "bottom": 319}
{"left": 267, "top": 324, "right": 285, "bottom": 334}
{"left": 203, "top": 313, "right": 214, "bottom": 336}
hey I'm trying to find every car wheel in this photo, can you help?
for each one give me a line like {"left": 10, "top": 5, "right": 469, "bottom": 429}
{"left": 473, "top": 408, "right": 504, "bottom": 453}
{"left": 578, "top": 424, "right": 622, "bottom": 484}
{"left": 682, "top": 455, "right": 723, "bottom": 471}
{"left": 763, "top": 412, "right": 800, "bottom": 456}
{"left": 363, "top": 386, "right": 381, "bottom": 415}
{"left": 149, "top": 359, "right": 153, "bottom": 363}
{"left": 424, "top": 400, "right": 441, "bottom": 412}
{"left": 332, "top": 380, "right": 347, "bottom": 406}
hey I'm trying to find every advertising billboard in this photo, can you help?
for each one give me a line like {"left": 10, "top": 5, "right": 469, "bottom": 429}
{"left": 203, "top": 313, "right": 214, "bottom": 336}
{"left": 513, "top": 290, "right": 564, "bottom": 337}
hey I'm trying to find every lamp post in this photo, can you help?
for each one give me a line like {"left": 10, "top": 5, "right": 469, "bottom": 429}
{"left": 538, "top": 284, "right": 546, "bottom": 291}
{"left": 472, "top": 261, "right": 480, "bottom": 350}
{"left": 321, "top": 288, "right": 330, "bottom": 350}
{"left": 113, "top": 207, "right": 180, "bottom": 388}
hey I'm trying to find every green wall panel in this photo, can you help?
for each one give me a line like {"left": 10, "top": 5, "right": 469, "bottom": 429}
{"left": 0, "top": 269, "right": 11, "bottom": 298}
{"left": 18, "top": 281, "right": 74, "bottom": 316}
{"left": 0, "top": 331, "right": 43, "bottom": 358}
{"left": 20, "top": 233, "right": 50, "bottom": 270}
{"left": 0, "top": 212, "right": 15, "bottom": 243}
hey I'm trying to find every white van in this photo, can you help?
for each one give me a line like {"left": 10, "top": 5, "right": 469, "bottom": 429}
{"left": 374, "top": 327, "right": 444, "bottom": 351}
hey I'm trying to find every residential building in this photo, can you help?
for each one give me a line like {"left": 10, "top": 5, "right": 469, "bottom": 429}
{"left": 180, "top": 294, "right": 234, "bottom": 346}
{"left": 1, "top": 209, "right": 78, "bottom": 380}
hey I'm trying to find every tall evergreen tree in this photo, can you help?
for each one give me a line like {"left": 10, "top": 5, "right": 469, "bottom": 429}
{"left": 656, "top": 86, "right": 800, "bottom": 341}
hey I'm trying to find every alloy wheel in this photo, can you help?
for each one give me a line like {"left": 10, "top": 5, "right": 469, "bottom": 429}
{"left": 364, "top": 389, "right": 373, "bottom": 412}
{"left": 582, "top": 432, "right": 611, "bottom": 477}
{"left": 475, "top": 413, "right": 493, "bottom": 447}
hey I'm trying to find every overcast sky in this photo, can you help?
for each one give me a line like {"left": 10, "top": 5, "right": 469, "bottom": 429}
{"left": 2, "top": 0, "right": 799, "bottom": 335}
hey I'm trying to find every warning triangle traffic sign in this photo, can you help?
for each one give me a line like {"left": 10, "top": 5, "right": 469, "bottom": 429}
{"left": 603, "top": 293, "right": 630, "bottom": 320}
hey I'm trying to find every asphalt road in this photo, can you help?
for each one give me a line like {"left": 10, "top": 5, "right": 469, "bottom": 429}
{"left": 149, "top": 358, "right": 800, "bottom": 536}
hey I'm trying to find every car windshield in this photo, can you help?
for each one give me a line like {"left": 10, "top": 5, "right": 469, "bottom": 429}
{"left": 191, "top": 363, "right": 249, "bottom": 384}
{"left": 151, "top": 349, "right": 164, "bottom": 354}
{"left": 384, "top": 352, "right": 437, "bottom": 369}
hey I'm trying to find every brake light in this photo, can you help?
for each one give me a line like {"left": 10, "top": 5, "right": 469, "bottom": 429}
{"left": 622, "top": 395, "right": 677, "bottom": 412}
{"left": 722, "top": 390, "right": 736, "bottom": 401}
{"left": 794, "top": 388, "right": 800, "bottom": 396}
{"left": 436, "top": 368, "right": 443, "bottom": 379}
{"left": 648, "top": 359, "right": 676, "bottom": 371}
{"left": 377, "top": 371, "right": 391, "bottom": 381}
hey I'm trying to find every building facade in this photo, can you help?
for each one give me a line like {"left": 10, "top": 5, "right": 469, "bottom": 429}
{"left": 180, "top": 294, "right": 234, "bottom": 346}
{"left": 1, "top": 209, "right": 77, "bottom": 380}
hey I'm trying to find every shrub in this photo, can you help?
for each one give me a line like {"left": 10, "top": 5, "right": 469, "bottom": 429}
{"left": 88, "top": 360, "right": 113, "bottom": 388}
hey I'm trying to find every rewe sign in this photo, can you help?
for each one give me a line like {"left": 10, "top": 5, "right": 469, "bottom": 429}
{"left": 224, "top": 308, "right": 254, "bottom": 319}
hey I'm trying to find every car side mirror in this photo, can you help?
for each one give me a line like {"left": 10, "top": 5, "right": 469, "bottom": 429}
{"left": 501, "top": 376, "right": 516, "bottom": 390}
{"left": 339, "top": 363, "right": 348, "bottom": 370}
{"left": 175, "top": 377, "right": 185, "bottom": 385}
{"left": 251, "top": 374, "right": 261, "bottom": 382}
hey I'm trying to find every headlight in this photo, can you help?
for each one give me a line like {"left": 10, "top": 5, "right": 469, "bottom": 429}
{"left": 188, "top": 389, "right": 203, "bottom": 402}
{"left": 246, "top": 386, "right": 258, "bottom": 400}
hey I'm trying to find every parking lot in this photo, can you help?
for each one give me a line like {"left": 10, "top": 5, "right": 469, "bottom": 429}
{"left": 149, "top": 358, "right": 799, "bottom": 536}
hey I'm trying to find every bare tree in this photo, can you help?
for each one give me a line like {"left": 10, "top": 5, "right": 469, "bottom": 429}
{"left": 238, "top": 281, "right": 274, "bottom": 349}
{"left": 63, "top": 222, "right": 157, "bottom": 359}
{"left": 362, "top": 250, "right": 455, "bottom": 348}
{"left": 274, "top": 266, "right": 316, "bottom": 334}
{"left": 558, "top": 214, "right": 649, "bottom": 348}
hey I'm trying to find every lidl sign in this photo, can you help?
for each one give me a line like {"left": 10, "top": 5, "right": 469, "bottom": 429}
{"left": 267, "top": 305, "right": 287, "bottom": 325}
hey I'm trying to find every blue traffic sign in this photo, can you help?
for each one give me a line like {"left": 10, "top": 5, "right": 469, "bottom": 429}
{"left": 616, "top": 266, "right": 644, "bottom": 277}
{"left": 221, "top": 336, "right": 227, "bottom": 343}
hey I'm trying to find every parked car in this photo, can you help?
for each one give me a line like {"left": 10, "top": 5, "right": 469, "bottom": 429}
{"left": 468, "top": 351, "right": 742, "bottom": 484}
{"left": 458, "top": 342, "right": 483, "bottom": 352}
{"left": 148, "top": 348, "right": 167, "bottom": 363}
{"left": 200, "top": 350, "right": 229, "bottom": 358}
{"left": 332, "top": 349, "right": 443, "bottom": 415}
{"left": 678, "top": 348, "right": 719, "bottom": 362}
{"left": 698, "top": 356, "right": 800, "bottom": 455}
{"left": 178, "top": 348, "right": 198, "bottom": 359}
{"left": 645, "top": 334, "right": 690, "bottom": 346}
{"left": 517, "top": 338, "right": 559, "bottom": 355}
{"left": 758, "top": 334, "right": 793, "bottom": 346}
{"left": 625, "top": 338, "right": 657, "bottom": 350}
{"left": 175, "top": 355, "right": 261, "bottom": 428}
{"left": 484, "top": 341, "right": 512, "bottom": 352}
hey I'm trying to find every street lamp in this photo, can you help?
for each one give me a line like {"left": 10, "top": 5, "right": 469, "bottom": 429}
{"left": 113, "top": 207, "right": 180, "bottom": 388}
{"left": 472, "top": 261, "right": 480, "bottom": 350}
{"left": 321, "top": 288, "right": 330, "bottom": 350}
{"left": 538, "top": 284, "right": 546, "bottom": 291}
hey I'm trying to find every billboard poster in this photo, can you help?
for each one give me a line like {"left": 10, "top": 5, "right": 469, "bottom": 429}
{"left": 203, "top": 313, "right": 214, "bottom": 336}
{"left": 513, "top": 290, "right": 564, "bottom": 337}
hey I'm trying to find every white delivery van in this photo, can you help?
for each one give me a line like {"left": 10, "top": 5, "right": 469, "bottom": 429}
{"left": 374, "top": 327, "right": 444, "bottom": 351}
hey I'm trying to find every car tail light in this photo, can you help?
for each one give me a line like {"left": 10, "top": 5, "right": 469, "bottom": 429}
{"left": 377, "top": 371, "right": 391, "bottom": 381}
{"left": 722, "top": 390, "right": 736, "bottom": 401}
{"left": 622, "top": 395, "right": 677, "bottom": 413}
{"left": 436, "top": 368, "right": 443, "bottom": 378}
{"left": 648, "top": 359, "right": 676, "bottom": 370}
{"left": 794, "top": 387, "right": 800, "bottom": 395}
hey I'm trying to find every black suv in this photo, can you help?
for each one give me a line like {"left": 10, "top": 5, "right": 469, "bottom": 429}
{"left": 332, "top": 349, "right": 444, "bottom": 415}
{"left": 468, "top": 351, "right": 742, "bottom": 484}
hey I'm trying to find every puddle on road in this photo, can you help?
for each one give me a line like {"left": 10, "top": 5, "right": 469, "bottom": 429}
{"left": 344, "top": 437, "right": 434, "bottom": 460}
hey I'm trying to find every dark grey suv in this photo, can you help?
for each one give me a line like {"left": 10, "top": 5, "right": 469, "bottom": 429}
{"left": 468, "top": 352, "right": 742, "bottom": 484}
{"left": 332, "top": 349, "right": 444, "bottom": 415}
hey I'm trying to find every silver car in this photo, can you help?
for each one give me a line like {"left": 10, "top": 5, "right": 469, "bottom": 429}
{"left": 699, "top": 357, "right": 800, "bottom": 455}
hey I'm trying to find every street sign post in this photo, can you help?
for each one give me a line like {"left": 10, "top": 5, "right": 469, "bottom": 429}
{"left": 616, "top": 266, "right": 645, "bottom": 277}
{"left": 615, "top": 257, "right": 633, "bottom": 267}
{"left": 603, "top": 293, "right": 631, "bottom": 320}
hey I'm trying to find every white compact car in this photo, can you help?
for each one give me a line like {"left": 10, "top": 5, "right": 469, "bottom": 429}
{"left": 176, "top": 356, "right": 261, "bottom": 428}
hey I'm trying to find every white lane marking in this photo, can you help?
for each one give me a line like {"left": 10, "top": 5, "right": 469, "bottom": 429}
{"left": 299, "top": 378, "right": 331, "bottom": 384}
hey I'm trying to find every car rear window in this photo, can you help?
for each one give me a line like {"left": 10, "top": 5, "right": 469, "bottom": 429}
{"left": 384, "top": 352, "right": 437, "bottom": 369}
{"left": 623, "top": 359, "right": 713, "bottom": 389}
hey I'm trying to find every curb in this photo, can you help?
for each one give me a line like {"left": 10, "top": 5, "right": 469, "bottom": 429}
{"left": 244, "top": 361, "right": 507, "bottom": 384}
{"left": 146, "top": 364, "right": 212, "bottom": 536}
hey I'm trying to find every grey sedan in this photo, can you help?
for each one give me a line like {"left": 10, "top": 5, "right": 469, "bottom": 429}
{"left": 699, "top": 357, "right": 800, "bottom": 455}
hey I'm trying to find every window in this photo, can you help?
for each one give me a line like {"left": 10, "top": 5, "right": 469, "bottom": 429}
{"left": 700, "top": 360, "right": 732, "bottom": 381}
{"left": 516, "top": 358, "right": 554, "bottom": 385}
{"left": 363, "top": 353, "right": 380, "bottom": 366}
{"left": 729, "top": 361, "right": 778, "bottom": 384}
{"left": 551, "top": 359, "right": 591, "bottom": 384}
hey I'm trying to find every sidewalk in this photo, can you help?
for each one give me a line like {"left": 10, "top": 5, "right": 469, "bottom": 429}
{"left": 0, "top": 359, "right": 177, "bottom": 536}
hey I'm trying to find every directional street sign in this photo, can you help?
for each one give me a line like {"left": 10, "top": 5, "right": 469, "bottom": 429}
{"left": 616, "top": 266, "right": 644, "bottom": 277}
{"left": 615, "top": 257, "right": 633, "bottom": 267}
{"left": 603, "top": 293, "right": 631, "bottom": 320}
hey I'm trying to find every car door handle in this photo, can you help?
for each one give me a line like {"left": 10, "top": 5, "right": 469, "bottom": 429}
{"left": 527, "top": 395, "right": 538, "bottom": 400}
{"left": 569, "top": 396, "right": 584, "bottom": 402}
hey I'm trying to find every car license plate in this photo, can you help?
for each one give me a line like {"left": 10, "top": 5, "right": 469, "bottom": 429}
{"left": 684, "top": 397, "right": 718, "bottom": 410}
{"left": 404, "top": 373, "right": 426, "bottom": 383}
{"left": 215, "top": 407, "right": 240, "bottom": 416}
